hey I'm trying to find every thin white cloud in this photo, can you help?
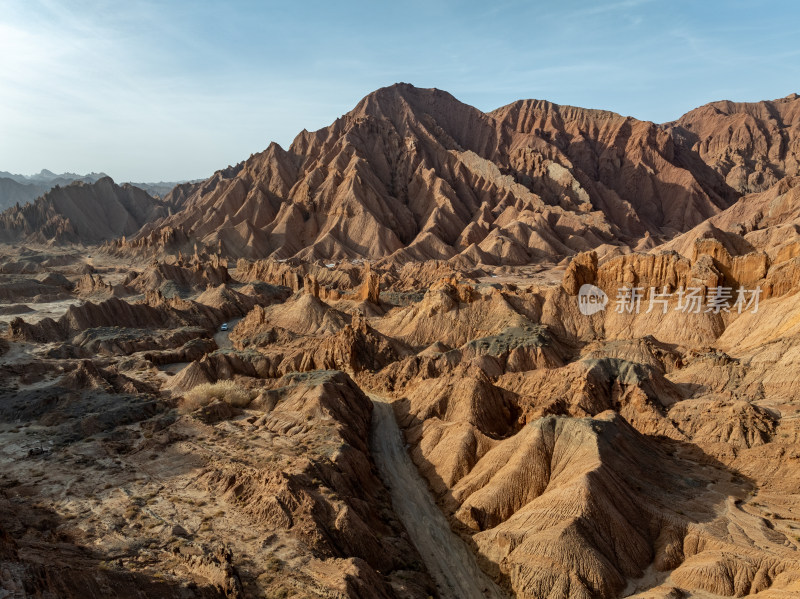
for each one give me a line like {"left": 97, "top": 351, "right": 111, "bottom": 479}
{"left": 0, "top": 1, "right": 318, "bottom": 180}
{"left": 569, "top": 0, "right": 655, "bottom": 18}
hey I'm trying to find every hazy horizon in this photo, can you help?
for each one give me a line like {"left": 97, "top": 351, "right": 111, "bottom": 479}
{"left": 2, "top": 0, "right": 799, "bottom": 182}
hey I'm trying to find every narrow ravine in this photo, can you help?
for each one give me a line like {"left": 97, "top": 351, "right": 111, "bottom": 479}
{"left": 368, "top": 394, "right": 508, "bottom": 599}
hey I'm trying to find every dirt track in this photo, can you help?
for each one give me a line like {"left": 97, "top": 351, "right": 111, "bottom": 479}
{"left": 368, "top": 394, "right": 507, "bottom": 599}
{"left": 212, "top": 317, "right": 242, "bottom": 350}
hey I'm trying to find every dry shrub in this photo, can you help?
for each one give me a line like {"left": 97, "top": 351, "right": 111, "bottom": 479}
{"left": 183, "top": 380, "right": 253, "bottom": 411}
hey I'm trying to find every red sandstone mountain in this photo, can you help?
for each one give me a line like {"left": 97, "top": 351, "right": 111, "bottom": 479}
{"left": 118, "top": 85, "right": 799, "bottom": 264}
{"left": 2, "top": 86, "right": 797, "bottom": 264}
{"left": 670, "top": 93, "right": 800, "bottom": 194}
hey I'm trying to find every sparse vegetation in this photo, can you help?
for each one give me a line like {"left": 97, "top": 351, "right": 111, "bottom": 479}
{"left": 182, "top": 380, "right": 255, "bottom": 411}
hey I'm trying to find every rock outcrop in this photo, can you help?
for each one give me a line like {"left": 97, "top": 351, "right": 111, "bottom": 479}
{"left": 355, "top": 263, "right": 381, "bottom": 304}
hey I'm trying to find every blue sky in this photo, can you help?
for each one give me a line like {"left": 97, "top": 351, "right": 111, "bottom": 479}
{"left": 1, "top": 0, "right": 798, "bottom": 182}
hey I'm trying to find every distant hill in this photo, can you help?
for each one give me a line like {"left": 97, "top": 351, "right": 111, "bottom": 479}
{"left": 0, "top": 176, "right": 176, "bottom": 244}
{"left": 0, "top": 170, "right": 108, "bottom": 211}
{"left": 0, "top": 169, "right": 109, "bottom": 186}
{"left": 126, "top": 180, "right": 204, "bottom": 198}
{"left": 0, "top": 178, "right": 48, "bottom": 211}
{"left": 0, "top": 170, "right": 190, "bottom": 210}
